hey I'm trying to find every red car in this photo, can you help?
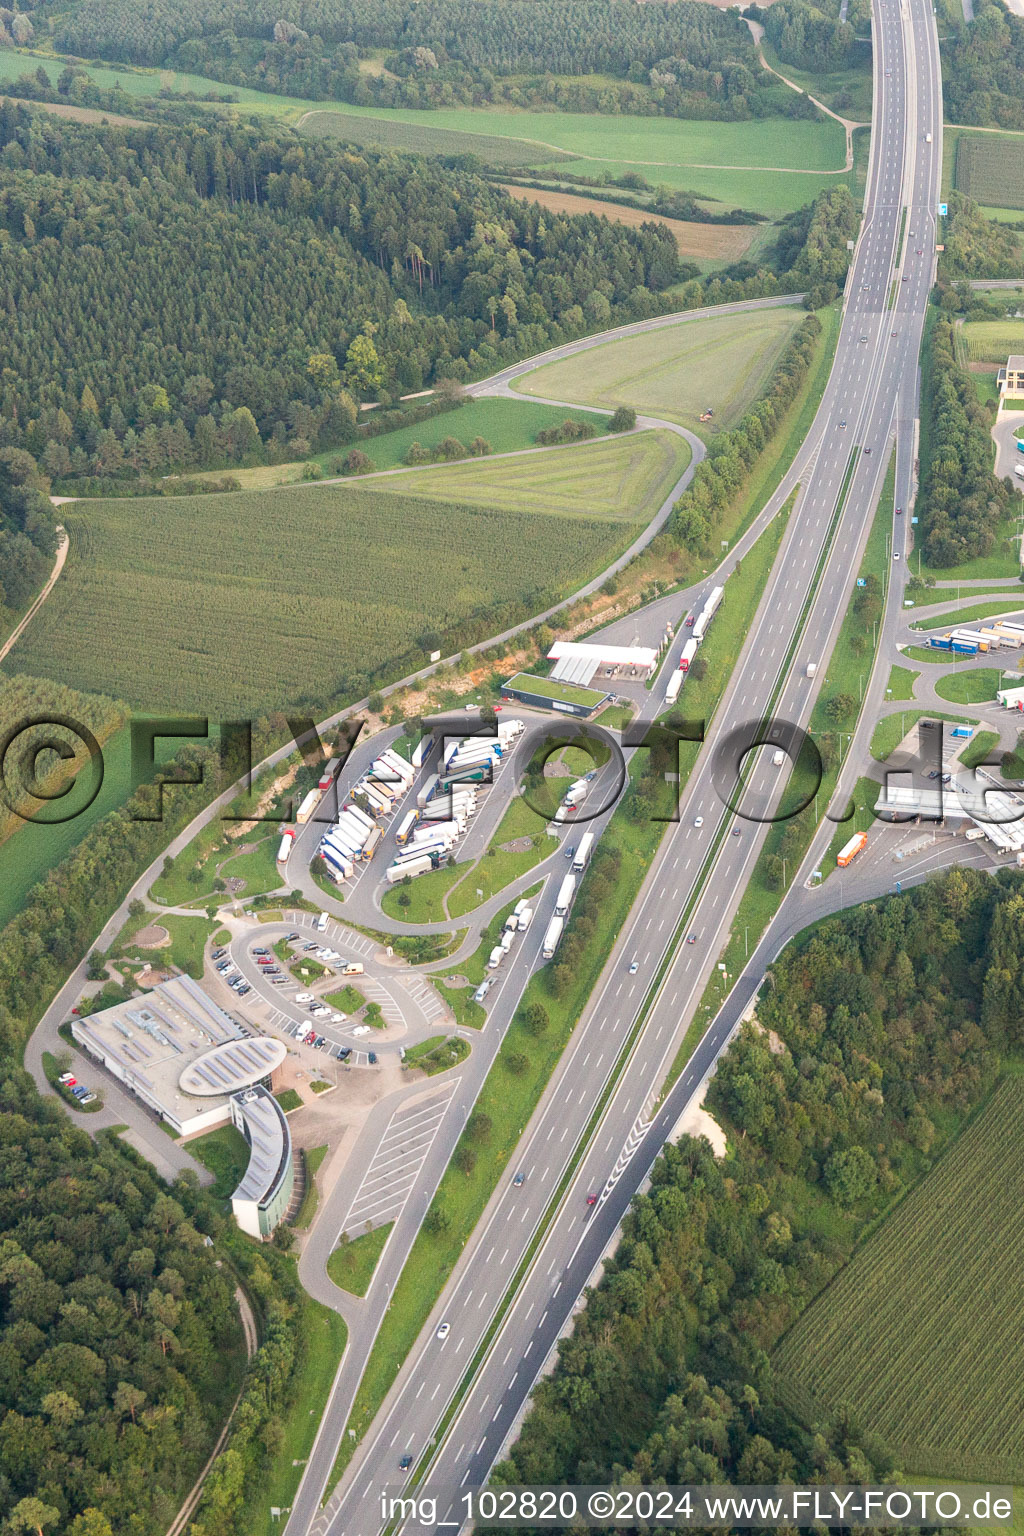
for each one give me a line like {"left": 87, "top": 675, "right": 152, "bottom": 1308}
{"left": 586, "top": 1193, "right": 598, "bottom": 1207}
{"left": 895, "top": 506, "right": 903, "bottom": 515}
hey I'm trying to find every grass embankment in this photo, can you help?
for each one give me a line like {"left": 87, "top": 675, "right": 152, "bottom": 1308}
{"left": 256, "top": 1293, "right": 347, "bottom": 1536}
{"left": 962, "top": 730, "right": 1001, "bottom": 770}
{"left": 324, "top": 984, "right": 366, "bottom": 1014}
{"left": 515, "top": 306, "right": 805, "bottom": 434}
{"left": 933, "top": 667, "right": 1003, "bottom": 704}
{"left": 274, "top": 1089, "right": 303, "bottom": 1113}
{"left": 293, "top": 1144, "right": 329, "bottom": 1231}
{"left": 189, "top": 1124, "right": 252, "bottom": 1202}
{"left": 912, "top": 600, "right": 1024, "bottom": 631}
{"left": 328, "top": 1224, "right": 393, "bottom": 1296}
{"left": 919, "top": 513, "right": 1023, "bottom": 582}
{"left": 381, "top": 861, "right": 463, "bottom": 923}
{"left": 405, "top": 1035, "right": 470, "bottom": 1075}
{"left": 325, "top": 487, "right": 793, "bottom": 1494}
{"left": 662, "top": 449, "right": 891, "bottom": 1094}
{"left": 886, "top": 664, "right": 919, "bottom": 700}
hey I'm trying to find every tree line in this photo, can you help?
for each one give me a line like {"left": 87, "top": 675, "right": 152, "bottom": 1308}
{"left": 0, "top": 101, "right": 688, "bottom": 488}
{"left": 0, "top": 448, "right": 58, "bottom": 623}
{"left": 944, "top": 0, "right": 1024, "bottom": 130}
{"left": 917, "top": 311, "right": 1013, "bottom": 569}
{"left": 497, "top": 866, "right": 1023, "bottom": 1510}
{"left": 44, "top": 0, "right": 819, "bottom": 121}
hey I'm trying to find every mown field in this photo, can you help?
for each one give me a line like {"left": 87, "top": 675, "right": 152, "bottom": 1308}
{"left": 5, "top": 438, "right": 667, "bottom": 716}
{"left": 497, "top": 183, "right": 758, "bottom": 261}
{"left": 360, "top": 428, "right": 688, "bottom": 521}
{"left": 190, "top": 398, "right": 610, "bottom": 491}
{"left": 954, "top": 130, "right": 1024, "bottom": 214}
{"left": 514, "top": 306, "right": 804, "bottom": 433}
{"left": 774, "top": 1077, "right": 1024, "bottom": 1484}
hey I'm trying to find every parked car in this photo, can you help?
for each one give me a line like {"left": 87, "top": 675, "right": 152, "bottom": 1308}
{"left": 287, "top": 932, "right": 300, "bottom": 942}
{"left": 58, "top": 1073, "right": 76, "bottom": 1085}
{"left": 351, "top": 1025, "right": 370, "bottom": 1037}
{"left": 80, "top": 1093, "right": 97, "bottom": 1105}
{"left": 368, "top": 1051, "right": 378, "bottom": 1064}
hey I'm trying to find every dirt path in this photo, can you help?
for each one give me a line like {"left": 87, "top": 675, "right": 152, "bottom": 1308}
{"left": 1, "top": 95, "right": 151, "bottom": 129}
{"left": 0, "top": 530, "right": 68, "bottom": 666}
{"left": 164, "top": 1285, "right": 258, "bottom": 1536}
{"left": 745, "top": 18, "right": 865, "bottom": 173}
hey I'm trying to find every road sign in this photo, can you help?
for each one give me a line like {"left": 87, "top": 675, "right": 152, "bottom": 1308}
{"left": 938, "top": 202, "right": 948, "bottom": 217}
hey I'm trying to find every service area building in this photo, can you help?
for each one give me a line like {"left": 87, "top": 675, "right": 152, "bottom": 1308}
{"left": 998, "top": 356, "right": 1024, "bottom": 396}
{"left": 230, "top": 1086, "right": 294, "bottom": 1240}
{"left": 501, "top": 672, "right": 610, "bottom": 718}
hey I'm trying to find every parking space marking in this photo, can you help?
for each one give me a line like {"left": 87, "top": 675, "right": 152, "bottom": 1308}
{"left": 343, "top": 1083, "right": 458, "bottom": 1232}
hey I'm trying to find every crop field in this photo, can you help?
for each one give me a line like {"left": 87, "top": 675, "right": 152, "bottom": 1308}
{"left": 955, "top": 132, "right": 1024, "bottom": 213}
{"left": 498, "top": 184, "right": 757, "bottom": 261}
{"left": 4, "top": 452, "right": 659, "bottom": 716}
{"left": 774, "top": 1078, "right": 1024, "bottom": 1484}
{"left": 961, "top": 320, "right": 1024, "bottom": 364}
{"left": 362, "top": 429, "right": 688, "bottom": 522}
{"left": 514, "top": 307, "right": 803, "bottom": 432}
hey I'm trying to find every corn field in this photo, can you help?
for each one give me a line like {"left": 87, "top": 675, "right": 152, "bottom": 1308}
{"left": 955, "top": 135, "right": 1024, "bottom": 213}
{"left": 4, "top": 482, "right": 639, "bottom": 717}
{"left": 774, "top": 1078, "right": 1024, "bottom": 1484}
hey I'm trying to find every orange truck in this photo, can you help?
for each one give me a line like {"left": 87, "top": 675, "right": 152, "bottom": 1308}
{"left": 836, "top": 831, "right": 868, "bottom": 868}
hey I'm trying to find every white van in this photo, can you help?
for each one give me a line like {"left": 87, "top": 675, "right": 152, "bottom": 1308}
{"left": 316, "top": 911, "right": 329, "bottom": 932}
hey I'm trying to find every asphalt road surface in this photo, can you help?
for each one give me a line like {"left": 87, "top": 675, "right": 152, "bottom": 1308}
{"left": 298, "top": 0, "right": 945, "bottom": 1530}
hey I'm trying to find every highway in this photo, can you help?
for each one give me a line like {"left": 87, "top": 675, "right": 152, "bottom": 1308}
{"left": 303, "top": 0, "right": 944, "bottom": 1527}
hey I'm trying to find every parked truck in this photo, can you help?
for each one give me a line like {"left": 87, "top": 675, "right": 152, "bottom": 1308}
{"left": 542, "top": 914, "right": 564, "bottom": 960}
{"left": 386, "top": 854, "right": 433, "bottom": 883}
{"left": 411, "top": 735, "right": 431, "bottom": 769}
{"left": 665, "top": 669, "right": 683, "bottom": 706}
{"left": 362, "top": 826, "right": 383, "bottom": 861}
{"left": 296, "top": 788, "right": 321, "bottom": 824}
{"left": 276, "top": 828, "right": 295, "bottom": 864}
{"left": 396, "top": 809, "right": 419, "bottom": 844}
{"left": 318, "top": 758, "right": 339, "bottom": 792}
{"left": 680, "top": 638, "right": 698, "bottom": 672}
{"left": 439, "top": 763, "right": 492, "bottom": 791}
{"left": 836, "top": 831, "right": 868, "bottom": 867}
{"left": 555, "top": 872, "right": 576, "bottom": 915}
{"left": 572, "top": 832, "right": 594, "bottom": 873}
{"left": 517, "top": 906, "right": 534, "bottom": 932}
{"left": 487, "top": 945, "right": 505, "bottom": 970}
{"left": 417, "top": 773, "right": 440, "bottom": 807}
{"left": 964, "top": 826, "right": 986, "bottom": 841}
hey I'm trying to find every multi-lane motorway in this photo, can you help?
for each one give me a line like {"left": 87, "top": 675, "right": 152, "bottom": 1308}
{"left": 294, "top": 0, "right": 944, "bottom": 1529}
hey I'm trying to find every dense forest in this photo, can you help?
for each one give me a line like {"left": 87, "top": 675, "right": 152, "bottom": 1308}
{"left": 0, "top": 446, "right": 58, "bottom": 621}
{"left": 500, "top": 866, "right": 1018, "bottom": 1502}
{"left": 944, "top": 0, "right": 1024, "bottom": 130}
{"left": 0, "top": 102, "right": 686, "bottom": 484}
{"left": 917, "top": 312, "right": 1012, "bottom": 569}
{"left": 0, "top": 101, "right": 832, "bottom": 490}
{"left": 752, "top": 0, "right": 859, "bottom": 74}
{"left": 939, "top": 189, "right": 1022, "bottom": 279}
{"left": 0, "top": 1090, "right": 245, "bottom": 1536}
{"left": 41, "top": 0, "right": 811, "bottom": 120}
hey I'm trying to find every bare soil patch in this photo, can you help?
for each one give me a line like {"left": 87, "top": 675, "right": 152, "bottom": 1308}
{"left": 499, "top": 183, "right": 756, "bottom": 260}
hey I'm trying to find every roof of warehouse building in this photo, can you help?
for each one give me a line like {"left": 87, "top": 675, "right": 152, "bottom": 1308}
{"left": 231, "top": 1086, "right": 290, "bottom": 1205}
{"left": 546, "top": 640, "right": 658, "bottom": 688}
